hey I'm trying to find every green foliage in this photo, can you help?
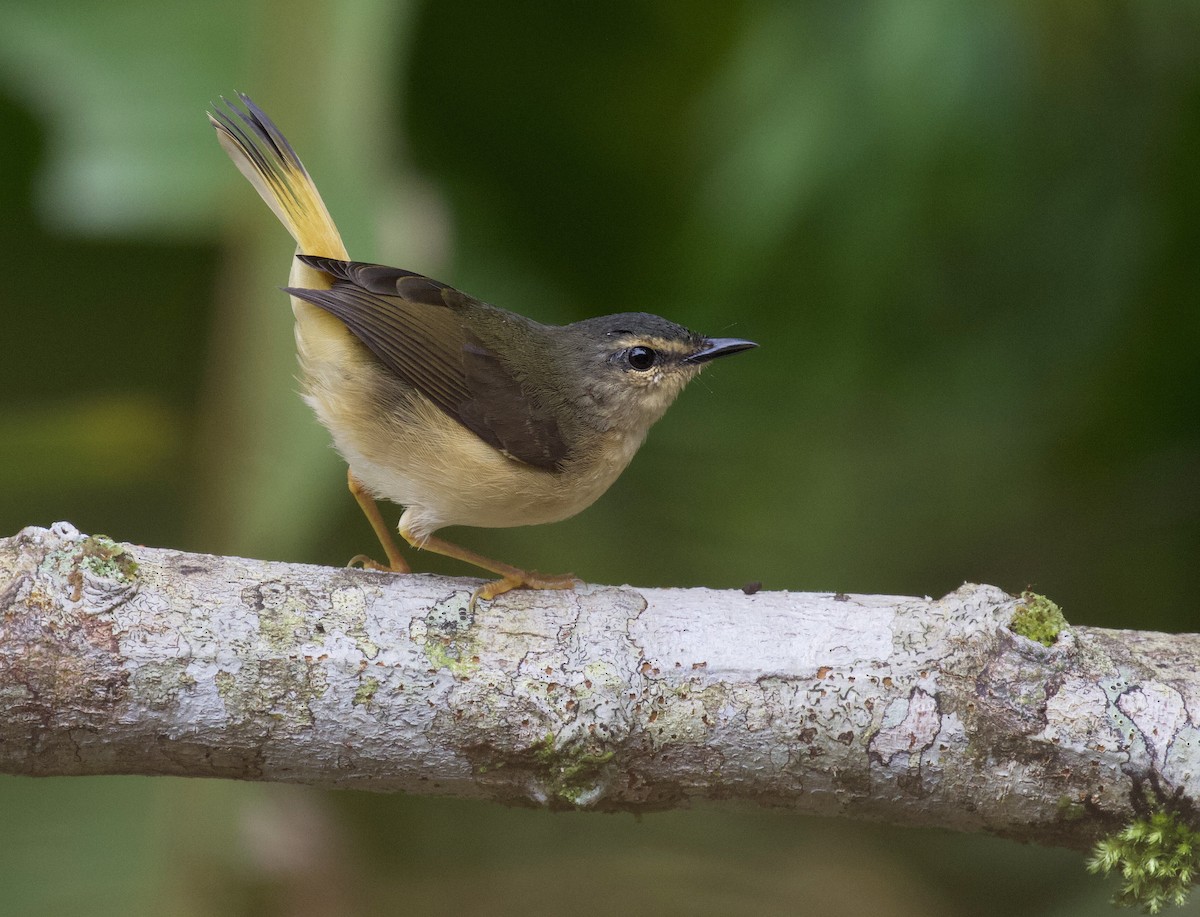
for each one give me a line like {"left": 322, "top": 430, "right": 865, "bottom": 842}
{"left": 1089, "top": 809, "right": 1200, "bottom": 913}
{"left": 1010, "top": 591, "right": 1067, "bottom": 646}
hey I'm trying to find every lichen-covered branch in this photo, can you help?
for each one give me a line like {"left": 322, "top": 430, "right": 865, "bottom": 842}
{"left": 2, "top": 523, "right": 1197, "bottom": 851}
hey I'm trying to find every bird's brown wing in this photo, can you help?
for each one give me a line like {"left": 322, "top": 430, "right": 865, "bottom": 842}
{"left": 285, "top": 257, "right": 568, "bottom": 469}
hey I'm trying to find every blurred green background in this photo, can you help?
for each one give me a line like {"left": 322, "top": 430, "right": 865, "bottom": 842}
{"left": 1, "top": 1, "right": 1198, "bottom": 914}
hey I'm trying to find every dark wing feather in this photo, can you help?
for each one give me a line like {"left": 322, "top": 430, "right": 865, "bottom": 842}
{"left": 285, "top": 258, "right": 568, "bottom": 469}
{"left": 457, "top": 341, "right": 567, "bottom": 469}
{"left": 295, "top": 255, "right": 454, "bottom": 306}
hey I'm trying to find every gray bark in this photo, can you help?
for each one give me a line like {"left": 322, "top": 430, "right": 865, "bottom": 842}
{"left": 1, "top": 522, "right": 1196, "bottom": 850}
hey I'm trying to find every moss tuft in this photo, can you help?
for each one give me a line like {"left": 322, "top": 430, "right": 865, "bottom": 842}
{"left": 1011, "top": 591, "right": 1066, "bottom": 646}
{"left": 78, "top": 535, "right": 140, "bottom": 581}
{"left": 1089, "top": 809, "right": 1200, "bottom": 913}
{"left": 530, "top": 733, "right": 615, "bottom": 807}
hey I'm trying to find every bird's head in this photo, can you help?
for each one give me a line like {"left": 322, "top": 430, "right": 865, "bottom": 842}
{"left": 554, "top": 312, "right": 757, "bottom": 433}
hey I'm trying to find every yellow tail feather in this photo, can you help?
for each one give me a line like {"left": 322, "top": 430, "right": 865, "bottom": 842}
{"left": 210, "top": 93, "right": 364, "bottom": 376}
{"left": 208, "top": 93, "right": 347, "bottom": 260}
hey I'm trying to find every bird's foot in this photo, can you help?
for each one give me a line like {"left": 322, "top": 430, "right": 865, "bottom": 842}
{"left": 348, "top": 554, "right": 407, "bottom": 573}
{"left": 470, "top": 570, "right": 578, "bottom": 610}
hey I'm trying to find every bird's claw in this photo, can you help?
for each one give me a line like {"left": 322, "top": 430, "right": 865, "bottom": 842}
{"left": 469, "top": 571, "right": 578, "bottom": 610}
{"left": 348, "top": 554, "right": 403, "bottom": 573}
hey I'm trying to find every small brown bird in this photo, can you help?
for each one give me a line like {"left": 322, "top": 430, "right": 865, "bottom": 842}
{"left": 209, "top": 94, "right": 755, "bottom": 603}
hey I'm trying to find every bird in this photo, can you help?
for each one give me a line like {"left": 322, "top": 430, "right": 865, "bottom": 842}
{"left": 208, "top": 93, "right": 756, "bottom": 604}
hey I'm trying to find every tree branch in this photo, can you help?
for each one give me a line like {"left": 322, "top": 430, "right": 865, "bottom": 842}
{"left": 2, "top": 522, "right": 1195, "bottom": 850}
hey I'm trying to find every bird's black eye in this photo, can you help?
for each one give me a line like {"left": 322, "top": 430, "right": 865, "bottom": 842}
{"left": 626, "top": 346, "right": 657, "bottom": 371}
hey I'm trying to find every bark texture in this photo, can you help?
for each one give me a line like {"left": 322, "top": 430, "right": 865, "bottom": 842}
{"left": 2, "top": 523, "right": 1197, "bottom": 849}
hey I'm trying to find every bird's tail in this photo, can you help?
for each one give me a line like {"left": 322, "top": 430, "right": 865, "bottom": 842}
{"left": 209, "top": 93, "right": 361, "bottom": 371}
{"left": 208, "top": 94, "right": 347, "bottom": 261}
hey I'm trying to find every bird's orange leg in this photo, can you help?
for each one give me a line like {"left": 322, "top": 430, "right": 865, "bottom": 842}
{"left": 400, "top": 527, "right": 576, "bottom": 606}
{"left": 346, "top": 470, "right": 411, "bottom": 573}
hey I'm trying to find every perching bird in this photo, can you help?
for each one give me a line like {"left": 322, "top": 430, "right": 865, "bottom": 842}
{"left": 209, "top": 94, "right": 755, "bottom": 603}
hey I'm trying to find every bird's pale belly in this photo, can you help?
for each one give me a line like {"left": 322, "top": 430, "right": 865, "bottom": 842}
{"left": 308, "top": 371, "right": 644, "bottom": 540}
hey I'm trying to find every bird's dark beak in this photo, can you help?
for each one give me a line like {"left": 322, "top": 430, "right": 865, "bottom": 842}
{"left": 685, "top": 337, "right": 758, "bottom": 365}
